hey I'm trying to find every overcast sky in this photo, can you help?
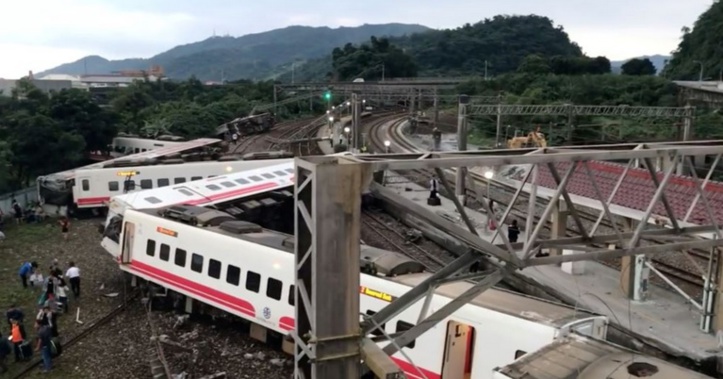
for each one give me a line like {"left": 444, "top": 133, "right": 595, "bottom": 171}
{"left": 0, "top": 0, "right": 713, "bottom": 78}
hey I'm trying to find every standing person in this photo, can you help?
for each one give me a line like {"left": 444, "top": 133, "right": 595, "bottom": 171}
{"left": 36, "top": 306, "right": 58, "bottom": 338}
{"left": 54, "top": 272, "right": 69, "bottom": 313}
{"left": 12, "top": 200, "right": 22, "bottom": 225}
{"left": 59, "top": 217, "right": 70, "bottom": 241}
{"left": 508, "top": 219, "right": 520, "bottom": 243}
{"left": 9, "top": 318, "right": 26, "bottom": 362}
{"left": 18, "top": 261, "right": 38, "bottom": 288}
{"left": 66, "top": 262, "right": 81, "bottom": 298}
{"left": 429, "top": 176, "right": 439, "bottom": 199}
{"left": 35, "top": 321, "right": 53, "bottom": 373}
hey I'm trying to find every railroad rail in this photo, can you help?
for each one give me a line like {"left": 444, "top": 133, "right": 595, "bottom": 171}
{"left": 365, "top": 117, "right": 708, "bottom": 296}
{"left": 12, "top": 291, "right": 140, "bottom": 379}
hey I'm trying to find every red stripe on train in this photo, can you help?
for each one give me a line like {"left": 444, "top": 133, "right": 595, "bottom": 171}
{"left": 77, "top": 196, "right": 111, "bottom": 205}
{"left": 127, "top": 262, "right": 437, "bottom": 379}
{"left": 129, "top": 260, "right": 255, "bottom": 317}
{"left": 183, "top": 182, "right": 281, "bottom": 205}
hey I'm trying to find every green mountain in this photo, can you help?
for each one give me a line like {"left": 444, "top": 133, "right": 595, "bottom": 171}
{"left": 663, "top": 1, "right": 723, "bottom": 80}
{"left": 282, "top": 15, "right": 588, "bottom": 81}
{"left": 37, "top": 24, "right": 430, "bottom": 81}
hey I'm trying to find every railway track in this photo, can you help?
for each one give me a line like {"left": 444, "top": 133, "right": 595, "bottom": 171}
{"left": 361, "top": 209, "right": 450, "bottom": 271}
{"left": 12, "top": 291, "right": 142, "bottom": 379}
{"left": 365, "top": 116, "right": 708, "bottom": 293}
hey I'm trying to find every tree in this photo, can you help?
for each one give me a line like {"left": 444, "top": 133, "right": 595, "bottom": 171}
{"left": 332, "top": 37, "right": 417, "bottom": 81}
{"left": 517, "top": 55, "right": 551, "bottom": 75}
{"left": 48, "top": 89, "right": 118, "bottom": 152}
{"left": 621, "top": 58, "right": 656, "bottom": 76}
{"left": 662, "top": 1, "right": 723, "bottom": 79}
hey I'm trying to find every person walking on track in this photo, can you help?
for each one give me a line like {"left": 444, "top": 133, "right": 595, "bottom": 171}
{"left": 66, "top": 262, "right": 81, "bottom": 298}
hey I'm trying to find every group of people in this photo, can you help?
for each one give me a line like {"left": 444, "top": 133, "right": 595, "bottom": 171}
{"left": 0, "top": 200, "right": 71, "bottom": 243}
{"left": 0, "top": 260, "right": 81, "bottom": 373}
{"left": 428, "top": 177, "right": 521, "bottom": 243}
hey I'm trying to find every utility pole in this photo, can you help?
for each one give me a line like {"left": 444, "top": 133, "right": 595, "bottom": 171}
{"left": 455, "top": 95, "right": 469, "bottom": 205}
{"left": 433, "top": 88, "right": 439, "bottom": 129}
{"left": 484, "top": 60, "right": 488, "bottom": 81}
{"left": 352, "top": 93, "right": 361, "bottom": 152}
{"left": 494, "top": 93, "right": 503, "bottom": 148}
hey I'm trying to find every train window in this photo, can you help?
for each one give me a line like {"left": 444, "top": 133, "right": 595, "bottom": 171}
{"left": 273, "top": 170, "right": 287, "bottom": 176}
{"left": 288, "top": 285, "right": 295, "bottom": 306}
{"left": 249, "top": 175, "right": 263, "bottom": 182}
{"left": 158, "top": 178, "right": 170, "bottom": 187}
{"left": 146, "top": 240, "right": 156, "bottom": 257}
{"left": 191, "top": 253, "right": 203, "bottom": 273}
{"left": 208, "top": 259, "right": 222, "bottom": 279}
{"left": 159, "top": 244, "right": 170, "bottom": 261}
{"left": 140, "top": 179, "right": 153, "bottom": 189}
{"left": 191, "top": 176, "right": 202, "bottom": 181}
{"left": 261, "top": 173, "right": 274, "bottom": 179}
{"left": 134, "top": 148, "right": 140, "bottom": 153}
{"left": 108, "top": 181, "right": 119, "bottom": 191}
{"left": 266, "top": 278, "right": 282, "bottom": 300}
{"left": 234, "top": 178, "right": 250, "bottom": 185}
{"left": 365, "top": 310, "right": 385, "bottom": 336}
{"left": 208, "top": 175, "right": 217, "bottom": 178}
{"left": 245, "top": 271, "right": 261, "bottom": 292}
{"left": 226, "top": 265, "right": 241, "bottom": 285}
{"left": 178, "top": 189, "right": 193, "bottom": 196}
{"left": 174, "top": 177, "right": 186, "bottom": 184}
{"left": 174, "top": 248, "right": 187, "bottom": 267}
{"left": 285, "top": 168, "right": 294, "bottom": 173}
{"left": 144, "top": 196, "right": 162, "bottom": 204}
{"left": 124, "top": 180, "right": 136, "bottom": 192}
{"left": 142, "top": 149, "right": 147, "bottom": 152}
{"left": 395, "top": 321, "right": 416, "bottom": 348}
{"left": 81, "top": 180, "right": 89, "bottom": 191}
{"left": 514, "top": 350, "right": 527, "bottom": 359}
{"left": 220, "top": 181, "right": 235, "bottom": 188}
{"left": 206, "top": 184, "right": 222, "bottom": 191}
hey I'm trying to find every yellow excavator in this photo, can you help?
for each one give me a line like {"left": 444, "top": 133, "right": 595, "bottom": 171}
{"left": 507, "top": 125, "right": 548, "bottom": 149}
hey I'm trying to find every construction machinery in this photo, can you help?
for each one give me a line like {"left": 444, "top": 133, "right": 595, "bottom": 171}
{"left": 507, "top": 125, "right": 548, "bottom": 149}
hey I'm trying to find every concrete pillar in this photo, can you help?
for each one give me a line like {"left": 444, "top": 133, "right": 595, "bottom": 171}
{"left": 455, "top": 95, "right": 469, "bottom": 205}
{"left": 619, "top": 218, "right": 649, "bottom": 301}
{"left": 549, "top": 198, "right": 569, "bottom": 257}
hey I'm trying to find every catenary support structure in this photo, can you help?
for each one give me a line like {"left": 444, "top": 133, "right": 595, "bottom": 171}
{"left": 292, "top": 141, "right": 723, "bottom": 379}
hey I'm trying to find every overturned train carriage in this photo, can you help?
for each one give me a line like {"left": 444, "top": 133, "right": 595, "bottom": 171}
{"left": 217, "top": 113, "right": 276, "bottom": 138}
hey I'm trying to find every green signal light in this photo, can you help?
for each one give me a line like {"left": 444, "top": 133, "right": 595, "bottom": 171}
{"left": 324, "top": 92, "right": 331, "bottom": 100}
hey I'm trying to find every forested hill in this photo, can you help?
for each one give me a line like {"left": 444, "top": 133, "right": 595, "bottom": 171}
{"left": 285, "top": 15, "right": 587, "bottom": 81}
{"left": 37, "top": 23, "right": 430, "bottom": 81}
{"left": 663, "top": 1, "right": 723, "bottom": 80}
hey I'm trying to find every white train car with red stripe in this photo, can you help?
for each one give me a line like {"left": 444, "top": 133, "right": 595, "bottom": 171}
{"left": 112, "top": 205, "right": 608, "bottom": 379}
{"left": 100, "top": 160, "right": 294, "bottom": 257}
{"left": 38, "top": 138, "right": 222, "bottom": 214}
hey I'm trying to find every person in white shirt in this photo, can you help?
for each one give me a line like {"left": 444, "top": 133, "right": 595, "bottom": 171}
{"left": 65, "top": 262, "right": 80, "bottom": 298}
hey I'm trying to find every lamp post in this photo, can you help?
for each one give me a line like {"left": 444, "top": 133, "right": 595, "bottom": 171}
{"left": 484, "top": 169, "right": 494, "bottom": 231}
{"left": 344, "top": 126, "right": 351, "bottom": 146}
{"left": 383, "top": 140, "right": 391, "bottom": 153}
{"left": 329, "top": 116, "right": 335, "bottom": 146}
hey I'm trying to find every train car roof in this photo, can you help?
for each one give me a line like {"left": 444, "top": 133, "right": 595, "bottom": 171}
{"left": 391, "top": 274, "right": 598, "bottom": 326}
{"left": 495, "top": 334, "right": 713, "bottom": 379}
{"left": 40, "top": 138, "right": 221, "bottom": 180}
{"left": 110, "top": 160, "right": 294, "bottom": 210}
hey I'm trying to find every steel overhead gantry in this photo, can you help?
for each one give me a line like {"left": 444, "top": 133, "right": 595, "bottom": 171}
{"left": 292, "top": 141, "right": 723, "bottom": 379}
{"left": 462, "top": 102, "right": 696, "bottom": 150}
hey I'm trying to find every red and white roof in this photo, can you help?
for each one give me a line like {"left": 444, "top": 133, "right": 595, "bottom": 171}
{"left": 108, "top": 160, "right": 294, "bottom": 212}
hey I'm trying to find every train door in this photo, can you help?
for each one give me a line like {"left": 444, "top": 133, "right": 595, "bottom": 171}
{"left": 120, "top": 222, "right": 135, "bottom": 264}
{"left": 77, "top": 175, "right": 91, "bottom": 201}
{"left": 441, "top": 320, "right": 475, "bottom": 379}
